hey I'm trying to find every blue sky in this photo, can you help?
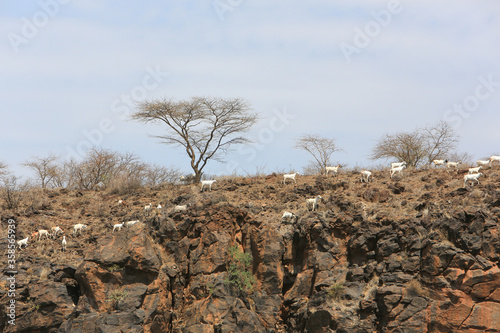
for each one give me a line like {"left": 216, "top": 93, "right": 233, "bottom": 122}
{"left": 1, "top": 0, "right": 499, "bottom": 179}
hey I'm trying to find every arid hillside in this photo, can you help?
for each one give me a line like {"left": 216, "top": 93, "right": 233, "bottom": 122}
{"left": 1, "top": 166, "right": 499, "bottom": 332}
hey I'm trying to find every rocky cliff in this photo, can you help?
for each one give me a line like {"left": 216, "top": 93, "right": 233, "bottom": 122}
{"left": 1, "top": 168, "right": 499, "bottom": 332}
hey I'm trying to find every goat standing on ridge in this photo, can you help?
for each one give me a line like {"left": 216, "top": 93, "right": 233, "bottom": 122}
{"left": 464, "top": 173, "right": 482, "bottom": 187}
{"left": 468, "top": 166, "right": 482, "bottom": 174}
{"left": 477, "top": 160, "right": 490, "bottom": 167}
{"left": 306, "top": 195, "right": 322, "bottom": 211}
{"left": 17, "top": 237, "right": 29, "bottom": 250}
{"left": 325, "top": 165, "right": 341, "bottom": 176}
{"left": 360, "top": 170, "right": 372, "bottom": 183}
{"left": 201, "top": 180, "right": 217, "bottom": 192}
{"left": 282, "top": 211, "right": 297, "bottom": 223}
{"left": 38, "top": 229, "right": 49, "bottom": 241}
{"left": 113, "top": 223, "right": 124, "bottom": 232}
{"left": 490, "top": 155, "right": 500, "bottom": 165}
{"left": 432, "top": 159, "right": 447, "bottom": 167}
{"left": 174, "top": 203, "right": 191, "bottom": 212}
{"left": 283, "top": 172, "right": 299, "bottom": 184}
{"left": 391, "top": 161, "right": 406, "bottom": 169}
{"left": 51, "top": 226, "right": 63, "bottom": 238}
{"left": 390, "top": 165, "right": 406, "bottom": 178}
{"left": 73, "top": 224, "right": 88, "bottom": 236}
{"left": 125, "top": 220, "right": 140, "bottom": 228}
{"left": 446, "top": 161, "right": 461, "bottom": 169}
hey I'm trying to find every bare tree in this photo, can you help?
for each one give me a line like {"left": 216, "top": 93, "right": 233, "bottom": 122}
{"left": 371, "top": 130, "right": 427, "bottom": 167}
{"left": 371, "top": 122, "right": 460, "bottom": 168}
{"left": 422, "top": 121, "right": 459, "bottom": 164}
{"left": 50, "top": 163, "right": 73, "bottom": 188}
{"left": 63, "top": 148, "right": 119, "bottom": 190}
{"left": 447, "top": 151, "right": 474, "bottom": 166}
{"left": 144, "top": 164, "right": 181, "bottom": 186}
{"left": 0, "top": 175, "right": 24, "bottom": 210}
{"left": 295, "top": 134, "right": 341, "bottom": 174}
{"left": 133, "top": 97, "right": 258, "bottom": 182}
{"left": 85, "top": 147, "right": 119, "bottom": 189}
{"left": 23, "top": 154, "right": 58, "bottom": 189}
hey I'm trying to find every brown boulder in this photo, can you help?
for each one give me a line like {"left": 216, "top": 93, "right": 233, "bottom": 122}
{"left": 461, "top": 302, "right": 500, "bottom": 331}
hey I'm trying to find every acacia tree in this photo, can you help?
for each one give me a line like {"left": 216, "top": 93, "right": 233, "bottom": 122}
{"left": 133, "top": 97, "right": 258, "bottom": 182}
{"left": 295, "top": 134, "right": 342, "bottom": 174}
{"left": 371, "top": 121, "right": 459, "bottom": 167}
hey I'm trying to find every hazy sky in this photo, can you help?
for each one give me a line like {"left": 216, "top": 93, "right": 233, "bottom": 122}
{"left": 1, "top": 0, "right": 499, "bottom": 178}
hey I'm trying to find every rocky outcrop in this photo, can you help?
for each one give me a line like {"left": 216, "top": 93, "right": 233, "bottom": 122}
{"left": 1, "top": 171, "right": 499, "bottom": 332}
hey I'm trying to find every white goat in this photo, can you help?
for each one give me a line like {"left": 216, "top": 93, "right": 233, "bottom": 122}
{"left": 390, "top": 165, "right": 405, "bottom": 178}
{"left": 51, "top": 226, "right": 63, "bottom": 238}
{"left": 125, "top": 220, "right": 140, "bottom": 228}
{"left": 174, "top": 203, "right": 191, "bottom": 212}
{"left": 477, "top": 160, "right": 490, "bottom": 166}
{"left": 464, "top": 173, "right": 483, "bottom": 187}
{"left": 62, "top": 236, "right": 67, "bottom": 251}
{"left": 391, "top": 161, "right": 406, "bottom": 169}
{"left": 157, "top": 203, "right": 162, "bottom": 209}
{"left": 200, "top": 180, "right": 217, "bottom": 192}
{"left": 17, "top": 236, "right": 29, "bottom": 250}
{"left": 446, "top": 161, "right": 461, "bottom": 169}
{"left": 73, "top": 224, "right": 88, "bottom": 236}
{"left": 306, "top": 195, "right": 322, "bottom": 211}
{"left": 490, "top": 155, "right": 500, "bottom": 164}
{"left": 144, "top": 203, "right": 153, "bottom": 212}
{"left": 432, "top": 159, "right": 447, "bottom": 167}
{"left": 468, "top": 166, "right": 482, "bottom": 174}
{"left": 325, "top": 165, "right": 341, "bottom": 176}
{"left": 38, "top": 229, "right": 50, "bottom": 241}
{"left": 118, "top": 199, "right": 128, "bottom": 207}
{"left": 283, "top": 172, "right": 299, "bottom": 184}
{"left": 113, "top": 223, "right": 123, "bottom": 232}
{"left": 281, "top": 211, "right": 296, "bottom": 223}
{"left": 360, "top": 170, "right": 372, "bottom": 183}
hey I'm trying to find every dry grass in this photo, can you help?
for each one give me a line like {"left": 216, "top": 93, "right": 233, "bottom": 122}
{"left": 405, "top": 279, "right": 430, "bottom": 298}
{"left": 327, "top": 282, "right": 345, "bottom": 301}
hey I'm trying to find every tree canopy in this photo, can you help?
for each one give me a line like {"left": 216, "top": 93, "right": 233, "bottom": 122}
{"left": 133, "top": 97, "right": 258, "bottom": 182}
{"left": 370, "top": 121, "right": 459, "bottom": 167}
{"left": 295, "top": 134, "right": 341, "bottom": 174}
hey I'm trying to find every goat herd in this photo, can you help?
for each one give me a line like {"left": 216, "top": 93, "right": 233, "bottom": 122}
{"left": 279, "top": 154, "right": 500, "bottom": 224}
{"left": 14, "top": 155, "right": 500, "bottom": 252}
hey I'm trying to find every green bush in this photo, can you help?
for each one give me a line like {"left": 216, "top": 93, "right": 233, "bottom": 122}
{"left": 224, "top": 245, "right": 256, "bottom": 295}
{"left": 107, "top": 264, "right": 124, "bottom": 272}
{"left": 327, "top": 283, "right": 344, "bottom": 301}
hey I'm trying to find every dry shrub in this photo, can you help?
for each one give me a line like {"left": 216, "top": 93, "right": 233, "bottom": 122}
{"left": 0, "top": 175, "right": 25, "bottom": 210}
{"left": 107, "top": 174, "right": 142, "bottom": 195}
{"left": 405, "top": 279, "right": 429, "bottom": 298}
{"left": 23, "top": 188, "right": 50, "bottom": 213}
